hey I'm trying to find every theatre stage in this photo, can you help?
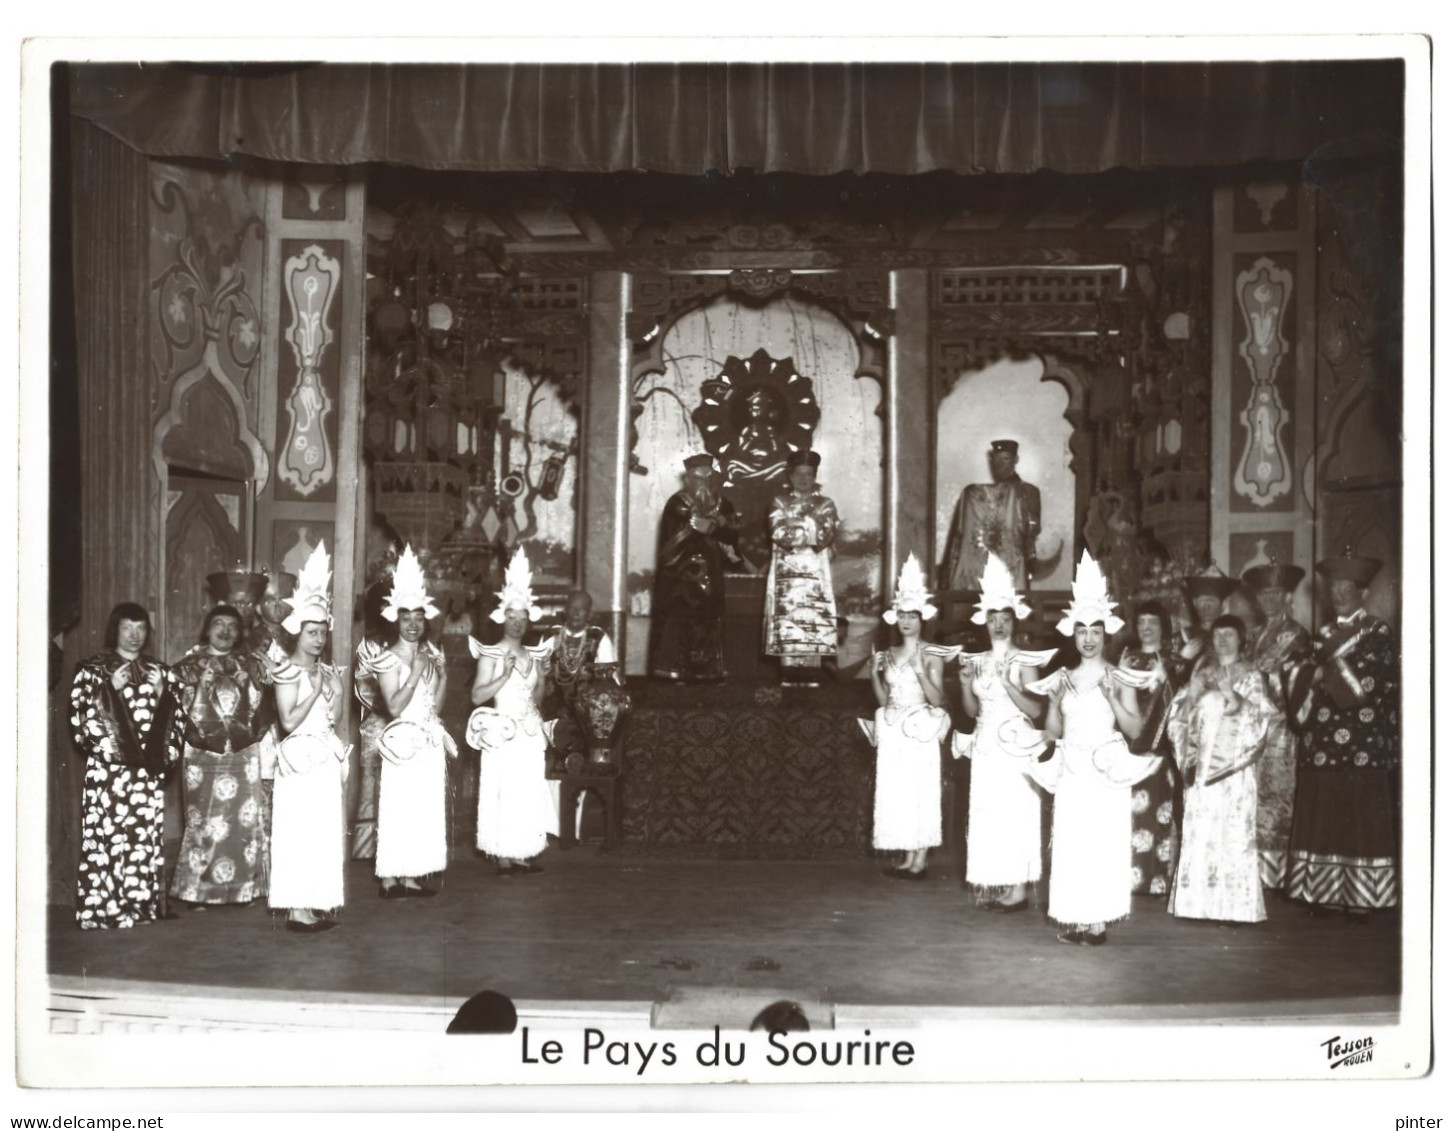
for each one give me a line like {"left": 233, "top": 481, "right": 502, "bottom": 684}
{"left": 46, "top": 852, "right": 1400, "bottom": 1032}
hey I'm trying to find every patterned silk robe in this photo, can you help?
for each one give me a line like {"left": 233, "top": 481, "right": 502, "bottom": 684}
{"left": 764, "top": 490, "right": 839, "bottom": 658}
{"left": 69, "top": 652, "right": 185, "bottom": 928}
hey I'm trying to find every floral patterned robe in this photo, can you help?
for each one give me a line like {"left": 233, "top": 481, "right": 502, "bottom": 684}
{"left": 1167, "top": 667, "right": 1274, "bottom": 922}
{"left": 1118, "top": 648, "right": 1182, "bottom": 896}
{"left": 764, "top": 490, "right": 839, "bottom": 658}
{"left": 169, "top": 648, "right": 273, "bottom": 904}
{"left": 69, "top": 652, "right": 185, "bottom": 928}
{"left": 1247, "top": 614, "right": 1312, "bottom": 889}
{"left": 1286, "top": 609, "right": 1400, "bottom": 909}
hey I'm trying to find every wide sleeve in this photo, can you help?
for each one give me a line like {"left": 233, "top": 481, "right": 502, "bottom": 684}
{"left": 68, "top": 662, "right": 114, "bottom": 760}
{"left": 159, "top": 664, "right": 187, "bottom": 768}
{"left": 1166, "top": 683, "right": 1196, "bottom": 773}
{"left": 815, "top": 495, "right": 840, "bottom": 550}
{"left": 1202, "top": 670, "right": 1275, "bottom": 784}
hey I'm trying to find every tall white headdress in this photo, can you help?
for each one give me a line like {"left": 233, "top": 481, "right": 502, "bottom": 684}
{"left": 883, "top": 552, "right": 937, "bottom": 624}
{"left": 490, "top": 546, "right": 543, "bottom": 624}
{"left": 381, "top": 544, "right": 440, "bottom": 622}
{"left": 1056, "top": 550, "right": 1123, "bottom": 637}
{"left": 281, "top": 542, "right": 332, "bottom": 634}
{"left": 972, "top": 552, "right": 1031, "bottom": 624}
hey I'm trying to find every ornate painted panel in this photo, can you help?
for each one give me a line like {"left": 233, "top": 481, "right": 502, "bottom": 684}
{"left": 1230, "top": 254, "right": 1297, "bottom": 512}
{"left": 275, "top": 240, "right": 344, "bottom": 502}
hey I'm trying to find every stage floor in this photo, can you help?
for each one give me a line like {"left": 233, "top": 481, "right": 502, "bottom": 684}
{"left": 46, "top": 852, "right": 1400, "bottom": 1021}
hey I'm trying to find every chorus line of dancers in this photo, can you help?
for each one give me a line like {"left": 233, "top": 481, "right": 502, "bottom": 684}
{"left": 69, "top": 538, "right": 1398, "bottom": 943}
{"left": 863, "top": 548, "right": 1398, "bottom": 945}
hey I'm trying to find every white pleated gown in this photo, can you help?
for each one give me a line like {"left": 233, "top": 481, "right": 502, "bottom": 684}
{"left": 375, "top": 668, "right": 452, "bottom": 880}
{"left": 963, "top": 656, "right": 1044, "bottom": 889}
{"left": 870, "top": 651, "right": 947, "bottom": 851}
{"left": 473, "top": 659, "right": 555, "bottom": 859}
{"left": 268, "top": 669, "right": 346, "bottom": 911}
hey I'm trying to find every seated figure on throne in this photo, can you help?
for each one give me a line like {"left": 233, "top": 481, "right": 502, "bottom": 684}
{"left": 941, "top": 440, "right": 1043, "bottom": 593}
{"left": 649, "top": 455, "right": 742, "bottom": 682}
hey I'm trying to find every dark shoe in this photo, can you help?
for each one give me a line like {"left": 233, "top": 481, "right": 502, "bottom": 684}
{"left": 1081, "top": 931, "right": 1108, "bottom": 946}
{"left": 379, "top": 884, "right": 407, "bottom": 900}
{"left": 512, "top": 863, "right": 544, "bottom": 875}
{"left": 1056, "top": 930, "right": 1085, "bottom": 945}
{"left": 401, "top": 884, "right": 438, "bottom": 898}
{"left": 995, "top": 899, "right": 1029, "bottom": 914}
{"left": 495, "top": 863, "right": 516, "bottom": 877}
{"left": 286, "top": 918, "right": 339, "bottom": 934}
{"left": 982, "top": 900, "right": 1004, "bottom": 912}
{"left": 901, "top": 869, "right": 927, "bottom": 882}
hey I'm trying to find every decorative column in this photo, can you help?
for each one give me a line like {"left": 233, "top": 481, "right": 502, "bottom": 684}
{"left": 1209, "top": 177, "right": 1318, "bottom": 622}
{"left": 887, "top": 269, "right": 934, "bottom": 577}
{"left": 582, "top": 270, "right": 631, "bottom": 651}
{"left": 252, "top": 169, "right": 367, "bottom": 724}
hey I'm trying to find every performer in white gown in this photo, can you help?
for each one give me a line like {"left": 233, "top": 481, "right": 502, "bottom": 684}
{"left": 953, "top": 554, "right": 1055, "bottom": 911}
{"left": 467, "top": 548, "right": 557, "bottom": 875}
{"left": 358, "top": 544, "right": 457, "bottom": 899}
{"left": 268, "top": 543, "right": 350, "bottom": 934}
{"left": 1026, "top": 552, "right": 1159, "bottom": 946}
{"left": 860, "top": 554, "right": 955, "bottom": 880}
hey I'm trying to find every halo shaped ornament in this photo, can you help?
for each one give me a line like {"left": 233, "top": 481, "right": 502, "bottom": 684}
{"left": 1232, "top": 258, "right": 1294, "bottom": 507}
{"left": 281, "top": 244, "right": 342, "bottom": 496}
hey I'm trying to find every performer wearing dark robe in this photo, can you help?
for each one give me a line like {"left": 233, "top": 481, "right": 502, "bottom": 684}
{"left": 1243, "top": 560, "right": 1313, "bottom": 891}
{"left": 941, "top": 439, "right": 1042, "bottom": 592}
{"left": 1116, "top": 601, "right": 1183, "bottom": 897}
{"left": 1286, "top": 553, "right": 1399, "bottom": 920}
{"left": 544, "top": 589, "right": 629, "bottom": 770}
{"left": 68, "top": 603, "right": 185, "bottom": 929}
{"left": 649, "top": 454, "right": 741, "bottom": 682}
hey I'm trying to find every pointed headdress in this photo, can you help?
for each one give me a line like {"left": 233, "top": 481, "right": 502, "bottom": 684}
{"left": 883, "top": 552, "right": 937, "bottom": 624}
{"left": 971, "top": 552, "right": 1031, "bottom": 624}
{"left": 490, "top": 546, "right": 543, "bottom": 624}
{"left": 381, "top": 544, "right": 440, "bottom": 622}
{"left": 281, "top": 542, "right": 333, "bottom": 634}
{"left": 1056, "top": 550, "right": 1123, "bottom": 637}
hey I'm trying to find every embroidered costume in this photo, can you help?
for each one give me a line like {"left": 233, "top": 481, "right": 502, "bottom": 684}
{"left": 169, "top": 644, "right": 273, "bottom": 904}
{"left": 763, "top": 458, "right": 840, "bottom": 660}
{"left": 1117, "top": 647, "right": 1182, "bottom": 896}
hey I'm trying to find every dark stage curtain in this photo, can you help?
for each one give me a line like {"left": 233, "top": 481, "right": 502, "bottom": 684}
{"left": 69, "top": 118, "right": 156, "bottom": 656}
{"left": 69, "top": 60, "right": 1403, "bottom": 175}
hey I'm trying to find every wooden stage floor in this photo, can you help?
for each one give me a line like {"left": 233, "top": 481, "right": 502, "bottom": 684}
{"left": 46, "top": 852, "right": 1401, "bottom": 1022}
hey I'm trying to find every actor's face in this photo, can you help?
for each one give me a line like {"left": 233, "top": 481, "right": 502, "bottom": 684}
{"left": 895, "top": 609, "right": 922, "bottom": 636}
{"left": 1136, "top": 613, "right": 1163, "bottom": 651}
{"left": 988, "top": 450, "right": 1016, "bottom": 482}
{"left": 1255, "top": 586, "right": 1288, "bottom": 621}
{"left": 1193, "top": 595, "right": 1222, "bottom": 627}
{"left": 565, "top": 593, "right": 592, "bottom": 631}
{"left": 397, "top": 608, "right": 427, "bottom": 643}
{"left": 789, "top": 465, "right": 817, "bottom": 494}
{"left": 503, "top": 607, "right": 529, "bottom": 640}
{"left": 1328, "top": 579, "right": 1363, "bottom": 617}
{"left": 1211, "top": 626, "right": 1243, "bottom": 664}
{"left": 206, "top": 614, "right": 241, "bottom": 655}
{"left": 261, "top": 592, "right": 288, "bottom": 625}
{"left": 986, "top": 609, "right": 1015, "bottom": 641}
{"left": 116, "top": 617, "right": 148, "bottom": 656}
{"left": 226, "top": 589, "right": 258, "bottom": 626}
{"left": 298, "top": 622, "right": 329, "bottom": 658}
{"left": 1074, "top": 623, "right": 1105, "bottom": 659}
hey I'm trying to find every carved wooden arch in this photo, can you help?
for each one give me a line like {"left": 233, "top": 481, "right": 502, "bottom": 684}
{"left": 152, "top": 345, "right": 271, "bottom": 649}
{"left": 161, "top": 486, "right": 246, "bottom": 662}
{"left": 627, "top": 270, "right": 891, "bottom": 390}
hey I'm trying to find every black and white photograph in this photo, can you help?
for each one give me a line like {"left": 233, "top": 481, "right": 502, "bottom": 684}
{"left": 11, "top": 29, "right": 1435, "bottom": 1112}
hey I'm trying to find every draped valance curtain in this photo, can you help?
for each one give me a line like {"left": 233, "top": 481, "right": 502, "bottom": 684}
{"left": 70, "top": 60, "right": 1403, "bottom": 176}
